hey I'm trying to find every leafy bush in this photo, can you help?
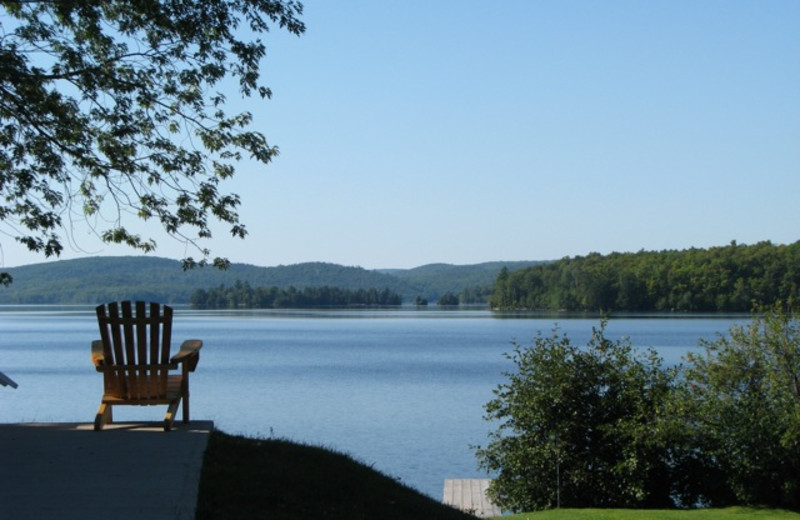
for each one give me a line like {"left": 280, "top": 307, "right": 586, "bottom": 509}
{"left": 478, "top": 307, "right": 800, "bottom": 512}
{"left": 476, "top": 322, "right": 676, "bottom": 511}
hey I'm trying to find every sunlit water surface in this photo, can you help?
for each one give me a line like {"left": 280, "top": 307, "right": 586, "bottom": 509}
{"left": 0, "top": 307, "right": 743, "bottom": 498}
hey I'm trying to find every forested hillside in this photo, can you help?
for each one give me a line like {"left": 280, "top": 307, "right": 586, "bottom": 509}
{"left": 383, "top": 260, "right": 542, "bottom": 303}
{"left": 491, "top": 240, "right": 800, "bottom": 312}
{"left": 0, "top": 256, "right": 522, "bottom": 304}
{"left": 0, "top": 257, "right": 416, "bottom": 303}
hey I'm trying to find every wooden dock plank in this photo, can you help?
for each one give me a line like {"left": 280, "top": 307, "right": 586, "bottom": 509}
{"left": 443, "top": 479, "right": 503, "bottom": 518}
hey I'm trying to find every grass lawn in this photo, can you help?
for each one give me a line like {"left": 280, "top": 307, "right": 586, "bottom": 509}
{"left": 196, "top": 429, "right": 800, "bottom": 520}
{"left": 196, "top": 429, "right": 477, "bottom": 519}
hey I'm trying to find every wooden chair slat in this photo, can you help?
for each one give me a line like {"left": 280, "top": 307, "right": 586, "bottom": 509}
{"left": 135, "top": 301, "right": 148, "bottom": 365}
{"left": 162, "top": 303, "right": 173, "bottom": 364}
{"left": 105, "top": 302, "right": 122, "bottom": 366}
{"left": 121, "top": 301, "right": 136, "bottom": 366}
{"left": 149, "top": 302, "right": 161, "bottom": 365}
{"left": 96, "top": 305, "right": 114, "bottom": 366}
{"left": 108, "top": 302, "right": 127, "bottom": 394}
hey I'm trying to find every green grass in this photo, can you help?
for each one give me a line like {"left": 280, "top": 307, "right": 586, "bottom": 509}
{"left": 498, "top": 508, "right": 800, "bottom": 520}
{"left": 195, "top": 429, "right": 478, "bottom": 519}
{"left": 196, "top": 429, "right": 800, "bottom": 520}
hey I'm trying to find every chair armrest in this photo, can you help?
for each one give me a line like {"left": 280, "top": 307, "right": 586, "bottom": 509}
{"left": 171, "top": 339, "right": 203, "bottom": 371}
{"left": 91, "top": 340, "right": 106, "bottom": 371}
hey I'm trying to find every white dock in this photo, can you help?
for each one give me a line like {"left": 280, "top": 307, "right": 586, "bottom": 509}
{"left": 443, "top": 479, "right": 503, "bottom": 518}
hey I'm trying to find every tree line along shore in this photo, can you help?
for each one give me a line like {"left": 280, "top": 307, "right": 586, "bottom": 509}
{"left": 491, "top": 240, "right": 799, "bottom": 312}
{"left": 1, "top": 241, "right": 796, "bottom": 310}
{"left": 194, "top": 240, "right": 799, "bottom": 310}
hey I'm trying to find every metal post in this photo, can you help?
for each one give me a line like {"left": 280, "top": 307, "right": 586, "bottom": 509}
{"left": 556, "top": 457, "right": 560, "bottom": 508}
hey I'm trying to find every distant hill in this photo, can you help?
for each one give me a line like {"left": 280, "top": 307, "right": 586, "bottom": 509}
{"left": 383, "top": 261, "right": 544, "bottom": 301}
{"left": 0, "top": 256, "right": 541, "bottom": 305}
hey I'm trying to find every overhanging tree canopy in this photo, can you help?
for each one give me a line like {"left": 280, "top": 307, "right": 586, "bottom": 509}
{"left": 0, "top": 0, "right": 305, "bottom": 284}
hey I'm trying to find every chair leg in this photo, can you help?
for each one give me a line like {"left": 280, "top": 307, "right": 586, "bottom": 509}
{"left": 94, "top": 403, "right": 112, "bottom": 431}
{"left": 164, "top": 399, "right": 180, "bottom": 431}
{"left": 182, "top": 388, "right": 190, "bottom": 423}
{"left": 181, "top": 371, "right": 190, "bottom": 423}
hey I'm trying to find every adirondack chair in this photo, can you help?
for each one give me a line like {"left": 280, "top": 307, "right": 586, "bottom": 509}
{"left": 91, "top": 301, "right": 202, "bottom": 431}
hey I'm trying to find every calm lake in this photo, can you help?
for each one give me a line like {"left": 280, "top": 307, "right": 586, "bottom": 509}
{"left": 0, "top": 306, "right": 745, "bottom": 499}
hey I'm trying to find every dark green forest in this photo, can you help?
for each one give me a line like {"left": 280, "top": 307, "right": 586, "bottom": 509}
{"left": 191, "top": 282, "right": 402, "bottom": 308}
{"left": 491, "top": 240, "right": 800, "bottom": 312}
{"left": 5, "top": 243, "right": 796, "bottom": 310}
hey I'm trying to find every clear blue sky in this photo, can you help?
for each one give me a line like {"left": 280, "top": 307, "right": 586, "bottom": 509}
{"left": 4, "top": 0, "right": 799, "bottom": 269}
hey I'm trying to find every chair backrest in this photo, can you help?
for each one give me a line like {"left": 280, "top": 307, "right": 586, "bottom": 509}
{"left": 96, "top": 301, "right": 174, "bottom": 399}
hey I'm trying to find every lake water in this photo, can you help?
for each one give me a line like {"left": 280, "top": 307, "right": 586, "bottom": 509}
{"left": 0, "top": 306, "right": 745, "bottom": 499}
